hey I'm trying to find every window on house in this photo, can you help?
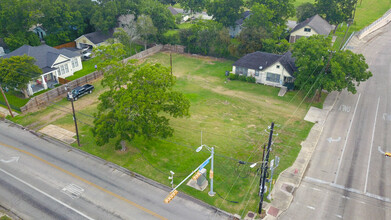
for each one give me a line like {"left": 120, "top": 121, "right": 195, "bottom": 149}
{"left": 60, "top": 66, "right": 65, "bottom": 75}
{"left": 276, "top": 65, "right": 280, "bottom": 69}
{"left": 304, "top": 28, "right": 311, "bottom": 32}
{"left": 255, "top": 70, "right": 259, "bottom": 76}
{"left": 72, "top": 59, "right": 78, "bottom": 68}
{"left": 266, "top": 72, "right": 280, "bottom": 83}
{"left": 235, "top": 66, "right": 248, "bottom": 76}
{"left": 64, "top": 64, "right": 69, "bottom": 73}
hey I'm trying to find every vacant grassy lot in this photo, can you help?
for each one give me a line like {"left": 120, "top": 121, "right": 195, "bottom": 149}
{"left": 12, "top": 52, "right": 325, "bottom": 216}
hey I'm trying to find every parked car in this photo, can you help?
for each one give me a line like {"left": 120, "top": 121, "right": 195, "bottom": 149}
{"left": 67, "top": 84, "right": 94, "bottom": 101}
{"left": 82, "top": 50, "right": 92, "bottom": 59}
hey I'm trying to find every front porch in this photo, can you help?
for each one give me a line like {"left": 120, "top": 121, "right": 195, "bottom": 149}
{"left": 28, "top": 71, "right": 59, "bottom": 96}
{"left": 31, "top": 80, "right": 58, "bottom": 93}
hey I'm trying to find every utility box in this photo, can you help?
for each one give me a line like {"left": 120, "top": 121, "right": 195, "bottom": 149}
{"left": 197, "top": 168, "right": 207, "bottom": 186}
{"left": 186, "top": 168, "right": 208, "bottom": 191}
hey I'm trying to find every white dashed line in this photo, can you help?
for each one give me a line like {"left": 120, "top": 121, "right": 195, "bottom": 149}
{"left": 336, "top": 214, "right": 343, "bottom": 218}
{"left": 307, "top": 206, "right": 315, "bottom": 210}
{"left": 311, "top": 187, "right": 322, "bottom": 192}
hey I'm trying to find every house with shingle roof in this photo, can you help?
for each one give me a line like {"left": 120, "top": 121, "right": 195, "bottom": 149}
{"left": 289, "top": 14, "right": 333, "bottom": 43}
{"left": 74, "top": 30, "right": 114, "bottom": 49}
{"left": 3, "top": 44, "right": 82, "bottom": 96}
{"left": 232, "top": 51, "right": 297, "bottom": 89}
{"left": 229, "top": 10, "right": 251, "bottom": 37}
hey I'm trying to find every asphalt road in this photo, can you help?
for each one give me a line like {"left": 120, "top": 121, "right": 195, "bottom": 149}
{"left": 280, "top": 24, "right": 391, "bottom": 219}
{"left": 0, "top": 121, "right": 228, "bottom": 220}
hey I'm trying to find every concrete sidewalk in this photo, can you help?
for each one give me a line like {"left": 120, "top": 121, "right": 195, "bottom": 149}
{"left": 263, "top": 91, "right": 340, "bottom": 219}
{"left": 0, "top": 106, "right": 18, "bottom": 117}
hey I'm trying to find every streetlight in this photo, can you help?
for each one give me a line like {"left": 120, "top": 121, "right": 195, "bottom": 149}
{"left": 196, "top": 144, "right": 216, "bottom": 197}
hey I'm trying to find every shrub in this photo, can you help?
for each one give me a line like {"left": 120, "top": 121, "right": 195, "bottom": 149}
{"left": 229, "top": 73, "right": 238, "bottom": 80}
{"left": 246, "top": 76, "right": 256, "bottom": 83}
{"left": 238, "top": 75, "right": 247, "bottom": 81}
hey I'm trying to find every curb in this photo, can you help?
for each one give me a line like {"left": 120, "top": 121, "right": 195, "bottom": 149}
{"left": 1, "top": 119, "right": 233, "bottom": 219}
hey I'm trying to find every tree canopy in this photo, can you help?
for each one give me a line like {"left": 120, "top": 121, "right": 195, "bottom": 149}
{"left": 177, "top": 0, "right": 209, "bottom": 13}
{"left": 296, "top": 3, "right": 318, "bottom": 22}
{"left": 292, "top": 35, "right": 372, "bottom": 98}
{"left": 0, "top": 55, "right": 42, "bottom": 98}
{"left": 206, "top": 0, "right": 244, "bottom": 27}
{"left": 92, "top": 47, "right": 190, "bottom": 149}
{"left": 315, "top": 0, "right": 357, "bottom": 25}
{"left": 246, "top": 0, "right": 295, "bottom": 26}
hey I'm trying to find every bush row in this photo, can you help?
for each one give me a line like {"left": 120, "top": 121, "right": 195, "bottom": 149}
{"left": 228, "top": 73, "right": 256, "bottom": 83}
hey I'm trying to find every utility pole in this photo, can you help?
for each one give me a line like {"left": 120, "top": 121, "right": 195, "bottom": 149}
{"left": 258, "top": 122, "right": 274, "bottom": 214}
{"left": 0, "top": 85, "right": 14, "bottom": 117}
{"left": 67, "top": 91, "right": 80, "bottom": 146}
{"left": 170, "top": 52, "right": 173, "bottom": 75}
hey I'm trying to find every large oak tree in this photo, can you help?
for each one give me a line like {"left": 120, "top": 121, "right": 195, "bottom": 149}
{"left": 93, "top": 45, "right": 190, "bottom": 150}
{"left": 0, "top": 55, "right": 42, "bottom": 98}
{"left": 292, "top": 35, "right": 372, "bottom": 99}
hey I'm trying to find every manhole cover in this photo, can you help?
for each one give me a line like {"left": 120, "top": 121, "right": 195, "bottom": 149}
{"left": 281, "top": 183, "right": 294, "bottom": 194}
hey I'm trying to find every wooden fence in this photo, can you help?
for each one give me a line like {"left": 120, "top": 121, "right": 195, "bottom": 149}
{"left": 54, "top": 41, "right": 76, "bottom": 49}
{"left": 20, "top": 44, "right": 185, "bottom": 113}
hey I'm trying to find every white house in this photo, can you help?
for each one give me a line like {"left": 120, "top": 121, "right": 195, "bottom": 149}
{"left": 289, "top": 14, "right": 333, "bottom": 43}
{"left": 3, "top": 44, "right": 83, "bottom": 96}
{"left": 74, "top": 30, "right": 113, "bottom": 49}
{"left": 232, "top": 51, "right": 296, "bottom": 89}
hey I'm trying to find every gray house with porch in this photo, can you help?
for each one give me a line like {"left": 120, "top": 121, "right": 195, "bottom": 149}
{"left": 232, "top": 51, "right": 297, "bottom": 89}
{"left": 3, "top": 45, "right": 82, "bottom": 96}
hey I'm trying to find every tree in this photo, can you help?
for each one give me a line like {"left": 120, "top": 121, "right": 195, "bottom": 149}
{"left": 243, "top": 3, "right": 273, "bottom": 32}
{"left": 262, "top": 39, "right": 290, "bottom": 54}
{"left": 206, "top": 0, "right": 244, "bottom": 27}
{"left": 237, "top": 26, "right": 269, "bottom": 55}
{"left": 292, "top": 35, "right": 372, "bottom": 99}
{"left": 140, "top": 0, "right": 176, "bottom": 35}
{"left": 158, "top": 0, "right": 177, "bottom": 4}
{"left": 4, "top": 32, "right": 41, "bottom": 51}
{"left": 137, "top": 15, "right": 158, "bottom": 50}
{"left": 116, "top": 15, "right": 140, "bottom": 56}
{"left": 0, "top": 55, "right": 42, "bottom": 98}
{"left": 92, "top": 61, "right": 190, "bottom": 150}
{"left": 296, "top": 3, "right": 317, "bottom": 22}
{"left": 315, "top": 0, "right": 357, "bottom": 26}
{"left": 246, "top": 0, "right": 295, "bottom": 26}
{"left": 177, "top": 0, "right": 209, "bottom": 13}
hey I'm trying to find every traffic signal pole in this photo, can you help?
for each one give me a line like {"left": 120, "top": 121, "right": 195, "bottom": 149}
{"left": 258, "top": 122, "right": 274, "bottom": 214}
{"left": 164, "top": 156, "right": 212, "bottom": 203}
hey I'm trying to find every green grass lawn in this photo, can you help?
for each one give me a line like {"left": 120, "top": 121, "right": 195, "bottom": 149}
{"left": 11, "top": 52, "right": 325, "bottom": 216}
{"left": 0, "top": 90, "right": 30, "bottom": 111}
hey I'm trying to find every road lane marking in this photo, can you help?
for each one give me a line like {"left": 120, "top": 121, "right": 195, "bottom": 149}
{"left": 336, "top": 214, "right": 343, "bottom": 218}
{"left": 304, "top": 176, "right": 391, "bottom": 203}
{"left": 0, "top": 141, "right": 168, "bottom": 220}
{"left": 0, "top": 168, "right": 94, "bottom": 220}
{"left": 306, "top": 206, "right": 315, "bottom": 210}
{"left": 334, "top": 93, "right": 361, "bottom": 183}
{"left": 364, "top": 97, "right": 380, "bottom": 193}
{"left": 327, "top": 137, "right": 341, "bottom": 143}
{"left": 311, "top": 187, "right": 322, "bottom": 192}
{"left": 62, "top": 184, "right": 84, "bottom": 199}
{"left": 0, "top": 156, "right": 19, "bottom": 163}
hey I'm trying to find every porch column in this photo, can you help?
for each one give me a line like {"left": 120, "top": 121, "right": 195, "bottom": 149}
{"left": 41, "top": 75, "right": 48, "bottom": 89}
{"left": 27, "top": 83, "right": 33, "bottom": 96}
{"left": 54, "top": 70, "right": 59, "bottom": 83}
